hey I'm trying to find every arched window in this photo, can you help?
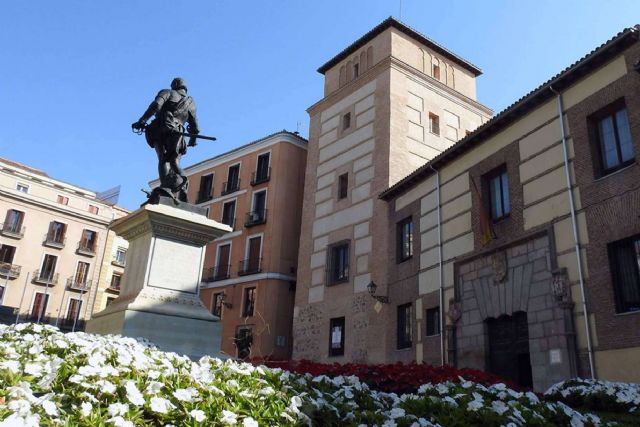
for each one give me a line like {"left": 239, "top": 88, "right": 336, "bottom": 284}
{"left": 366, "top": 46, "right": 374, "bottom": 69}
{"left": 346, "top": 60, "right": 354, "bottom": 81}
{"left": 360, "top": 51, "right": 367, "bottom": 71}
{"left": 339, "top": 65, "right": 346, "bottom": 87}
{"left": 432, "top": 58, "right": 441, "bottom": 80}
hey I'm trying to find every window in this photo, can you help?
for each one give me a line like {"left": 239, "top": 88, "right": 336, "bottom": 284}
{"left": 329, "top": 317, "right": 345, "bottom": 356}
{"left": 235, "top": 327, "right": 253, "bottom": 359}
{"left": 197, "top": 173, "right": 214, "bottom": 203}
{"left": 354, "top": 62, "right": 359, "bottom": 78}
{"left": 338, "top": 173, "right": 348, "bottom": 200}
{"left": 328, "top": 242, "right": 349, "bottom": 285}
{"left": 0, "top": 286, "right": 5, "bottom": 304}
{"left": 66, "top": 298, "right": 82, "bottom": 324}
{"left": 397, "top": 217, "right": 413, "bottom": 262}
{"left": 608, "top": 236, "right": 640, "bottom": 313}
{"left": 57, "top": 195, "right": 69, "bottom": 205}
{"left": 253, "top": 153, "right": 270, "bottom": 184}
{"left": 397, "top": 303, "right": 412, "bottom": 349}
{"left": 88, "top": 205, "right": 99, "bottom": 215}
{"left": 240, "top": 236, "right": 262, "bottom": 275}
{"left": 212, "top": 292, "right": 224, "bottom": 317}
{"left": 74, "top": 261, "right": 90, "bottom": 285}
{"left": 106, "top": 297, "right": 116, "bottom": 306}
{"left": 426, "top": 306, "right": 440, "bottom": 336}
{"left": 115, "top": 248, "right": 126, "bottom": 266}
{"left": 30, "top": 292, "right": 49, "bottom": 320}
{"left": 247, "top": 191, "right": 267, "bottom": 226}
{"left": 429, "top": 113, "right": 440, "bottom": 135}
{"left": 483, "top": 166, "right": 511, "bottom": 221}
{"left": 4, "top": 209, "right": 24, "bottom": 234}
{"left": 80, "top": 229, "right": 98, "bottom": 252}
{"left": 592, "top": 103, "right": 635, "bottom": 176}
{"left": 110, "top": 273, "right": 122, "bottom": 290}
{"left": 47, "top": 221, "right": 66, "bottom": 244}
{"left": 215, "top": 244, "right": 231, "bottom": 280}
{"left": 16, "top": 183, "right": 28, "bottom": 193}
{"left": 224, "top": 164, "right": 241, "bottom": 194}
{"left": 0, "top": 245, "right": 16, "bottom": 264}
{"left": 242, "top": 287, "right": 256, "bottom": 317}
{"left": 342, "top": 112, "right": 351, "bottom": 130}
{"left": 432, "top": 60, "right": 441, "bottom": 80}
{"left": 222, "top": 200, "right": 236, "bottom": 228}
{"left": 39, "top": 254, "right": 57, "bottom": 281}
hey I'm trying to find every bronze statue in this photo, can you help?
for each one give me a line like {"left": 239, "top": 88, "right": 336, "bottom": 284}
{"left": 132, "top": 77, "right": 214, "bottom": 204}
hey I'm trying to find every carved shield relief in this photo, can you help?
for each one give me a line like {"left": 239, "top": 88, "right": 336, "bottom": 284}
{"left": 492, "top": 251, "right": 508, "bottom": 284}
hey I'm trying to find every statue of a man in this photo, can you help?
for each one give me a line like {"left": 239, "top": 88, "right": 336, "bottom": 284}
{"left": 132, "top": 77, "right": 199, "bottom": 203}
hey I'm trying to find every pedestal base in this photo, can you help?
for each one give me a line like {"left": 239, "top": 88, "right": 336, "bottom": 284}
{"left": 86, "top": 200, "right": 231, "bottom": 360}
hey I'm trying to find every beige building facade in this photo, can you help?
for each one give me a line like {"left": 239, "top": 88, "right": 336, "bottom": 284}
{"left": 293, "top": 18, "right": 492, "bottom": 363}
{"left": 0, "top": 157, "right": 128, "bottom": 329}
{"left": 179, "top": 131, "right": 307, "bottom": 360}
{"left": 379, "top": 26, "right": 640, "bottom": 390}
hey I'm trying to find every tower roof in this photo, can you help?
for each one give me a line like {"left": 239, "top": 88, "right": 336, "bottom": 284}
{"left": 317, "top": 16, "right": 483, "bottom": 76}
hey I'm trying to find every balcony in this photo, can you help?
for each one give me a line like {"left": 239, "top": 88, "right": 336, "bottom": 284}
{"left": 111, "top": 257, "right": 126, "bottom": 268}
{"left": 238, "top": 258, "right": 262, "bottom": 276}
{"left": 221, "top": 179, "right": 241, "bottom": 196}
{"left": 245, "top": 209, "right": 267, "bottom": 227}
{"left": 202, "top": 265, "right": 231, "bottom": 282}
{"left": 76, "top": 243, "right": 96, "bottom": 257}
{"left": 106, "top": 283, "right": 121, "bottom": 293}
{"left": 32, "top": 269, "right": 58, "bottom": 286}
{"left": 0, "top": 223, "right": 25, "bottom": 239}
{"left": 0, "top": 262, "right": 21, "bottom": 280}
{"left": 67, "top": 277, "right": 92, "bottom": 292}
{"left": 251, "top": 168, "right": 271, "bottom": 186}
{"left": 196, "top": 190, "right": 214, "bottom": 204}
{"left": 43, "top": 232, "right": 66, "bottom": 249}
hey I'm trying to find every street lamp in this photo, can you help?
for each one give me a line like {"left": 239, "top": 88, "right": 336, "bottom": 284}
{"left": 367, "top": 281, "right": 389, "bottom": 304}
{"left": 220, "top": 291, "right": 233, "bottom": 309}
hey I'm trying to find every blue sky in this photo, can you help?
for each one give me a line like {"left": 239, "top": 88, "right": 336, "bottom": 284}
{"left": 1, "top": 0, "right": 638, "bottom": 210}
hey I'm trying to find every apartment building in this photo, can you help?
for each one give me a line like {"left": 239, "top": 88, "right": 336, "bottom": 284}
{"left": 379, "top": 26, "right": 640, "bottom": 391}
{"left": 292, "top": 17, "right": 492, "bottom": 364}
{"left": 180, "top": 130, "right": 307, "bottom": 359}
{"left": 0, "top": 157, "right": 128, "bottom": 329}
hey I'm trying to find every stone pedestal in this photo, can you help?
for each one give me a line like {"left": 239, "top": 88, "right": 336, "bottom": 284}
{"left": 86, "top": 199, "right": 232, "bottom": 359}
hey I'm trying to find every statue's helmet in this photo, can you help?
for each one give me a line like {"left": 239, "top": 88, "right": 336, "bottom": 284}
{"left": 171, "top": 77, "right": 187, "bottom": 91}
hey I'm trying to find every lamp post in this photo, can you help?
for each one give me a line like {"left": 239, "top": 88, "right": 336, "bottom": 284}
{"left": 366, "top": 281, "right": 389, "bottom": 304}
{"left": 220, "top": 291, "right": 233, "bottom": 309}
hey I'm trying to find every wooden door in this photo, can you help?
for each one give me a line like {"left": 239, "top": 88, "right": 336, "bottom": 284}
{"left": 487, "top": 311, "right": 532, "bottom": 387}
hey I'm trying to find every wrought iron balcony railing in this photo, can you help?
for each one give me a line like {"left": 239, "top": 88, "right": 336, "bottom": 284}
{"left": 0, "top": 262, "right": 21, "bottom": 280}
{"left": 66, "top": 277, "right": 92, "bottom": 292}
{"left": 251, "top": 167, "right": 271, "bottom": 185}
{"left": 202, "top": 265, "right": 231, "bottom": 282}
{"left": 77, "top": 243, "right": 96, "bottom": 257}
{"left": 221, "top": 179, "right": 241, "bottom": 196}
{"left": 43, "top": 232, "right": 66, "bottom": 249}
{"left": 0, "top": 223, "right": 25, "bottom": 239}
{"left": 238, "top": 258, "right": 262, "bottom": 276}
{"left": 32, "top": 269, "right": 58, "bottom": 285}
{"left": 245, "top": 209, "right": 267, "bottom": 227}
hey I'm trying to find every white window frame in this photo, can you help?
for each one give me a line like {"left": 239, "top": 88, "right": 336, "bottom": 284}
{"left": 255, "top": 151, "right": 272, "bottom": 176}
{"left": 250, "top": 189, "right": 268, "bottom": 212}
{"left": 38, "top": 252, "right": 59, "bottom": 277}
{"left": 29, "top": 291, "right": 50, "bottom": 319}
{"left": 64, "top": 296, "right": 83, "bottom": 323}
{"left": 215, "top": 242, "right": 233, "bottom": 268}
{"left": 244, "top": 232, "right": 264, "bottom": 262}
{"left": 221, "top": 198, "right": 237, "bottom": 223}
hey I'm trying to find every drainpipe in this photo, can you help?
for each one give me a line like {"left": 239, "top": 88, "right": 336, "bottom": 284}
{"left": 429, "top": 164, "right": 445, "bottom": 366}
{"left": 549, "top": 86, "right": 596, "bottom": 379}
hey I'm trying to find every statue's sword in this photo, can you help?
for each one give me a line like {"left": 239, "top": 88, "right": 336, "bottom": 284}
{"left": 131, "top": 125, "right": 217, "bottom": 141}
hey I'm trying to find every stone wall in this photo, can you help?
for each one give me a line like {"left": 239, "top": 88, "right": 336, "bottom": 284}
{"left": 454, "top": 234, "right": 577, "bottom": 391}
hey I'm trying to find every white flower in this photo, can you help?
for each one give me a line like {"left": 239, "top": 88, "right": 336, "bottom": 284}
{"left": 189, "top": 409, "right": 206, "bottom": 422}
{"left": 124, "top": 381, "right": 145, "bottom": 406}
{"left": 173, "top": 387, "right": 198, "bottom": 402}
{"left": 389, "top": 407, "right": 406, "bottom": 418}
{"left": 1, "top": 360, "right": 21, "bottom": 374}
{"left": 96, "top": 380, "right": 117, "bottom": 394}
{"left": 221, "top": 409, "right": 238, "bottom": 424}
{"left": 146, "top": 381, "right": 163, "bottom": 394}
{"left": 41, "top": 400, "right": 58, "bottom": 416}
{"left": 243, "top": 417, "right": 258, "bottom": 427}
{"left": 149, "top": 396, "right": 175, "bottom": 414}
{"left": 7, "top": 399, "right": 31, "bottom": 416}
{"left": 24, "top": 363, "right": 43, "bottom": 377}
{"left": 81, "top": 401, "right": 92, "bottom": 417}
{"left": 107, "top": 402, "right": 129, "bottom": 417}
{"left": 109, "top": 416, "right": 134, "bottom": 427}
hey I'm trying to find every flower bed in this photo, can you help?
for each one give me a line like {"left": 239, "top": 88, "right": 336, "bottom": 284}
{"left": 0, "top": 324, "right": 614, "bottom": 426}
{"left": 545, "top": 378, "right": 640, "bottom": 414}
{"left": 254, "top": 359, "right": 521, "bottom": 394}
